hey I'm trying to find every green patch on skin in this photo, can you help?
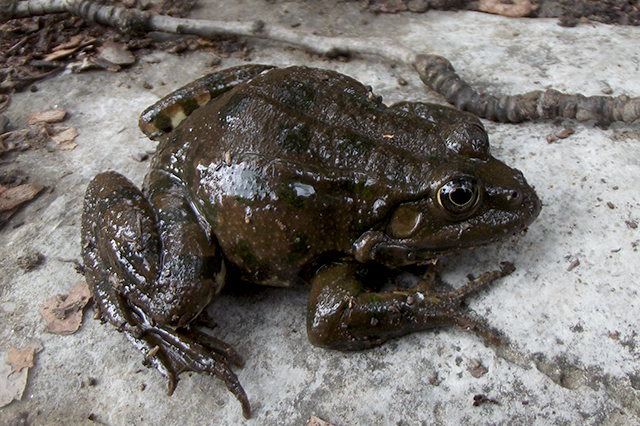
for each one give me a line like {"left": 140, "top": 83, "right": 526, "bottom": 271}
{"left": 202, "top": 73, "right": 227, "bottom": 97}
{"left": 277, "top": 181, "right": 305, "bottom": 209}
{"left": 279, "top": 80, "right": 316, "bottom": 113}
{"left": 346, "top": 86, "right": 383, "bottom": 112}
{"left": 199, "top": 197, "right": 218, "bottom": 227}
{"left": 351, "top": 181, "right": 375, "bottom": 201}
{"left": 277, "top": 123, "right": 311, "bottom": 153}
{"left": 365, "top": 293, "right": 381, "bottom": 303}
{"left": 233, "top": 240, "right": 258, "bottom": 268}
{"left": 285, "top": 234, "right": 311, "bottom": 264}
{"left": 338, "top": 133, "right": 375, "bottom": 157}
{"left": 332, "top": 180, "right": 375, "bottom": 202}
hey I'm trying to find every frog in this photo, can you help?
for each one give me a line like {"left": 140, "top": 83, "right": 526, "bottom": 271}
{"left": 81, "top": 64, "right": 541, "bottom": 419}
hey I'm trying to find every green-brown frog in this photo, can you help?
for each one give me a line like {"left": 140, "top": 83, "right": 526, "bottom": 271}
{"left": 81, "top": 65, "right": 541, "bottom": 418}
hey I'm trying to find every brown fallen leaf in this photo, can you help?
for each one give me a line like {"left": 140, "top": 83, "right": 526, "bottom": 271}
{"left": 43, "top": 47, "right": 80, "bottom": 62}
{"left": 27, "top": 108, "right": 67, "bottom": 125}
{"left": 7, "top": 347, "right": 34, "bottom": 373}
{"left": 53, "top": 34, "right": 97, "bottom": 52}
{"left": 49, "top": 126, "right": 78, "bottom": 143}
{"left": 39, "top": 281, "right": 92, "bottom": 335}
{"left": 48, "top": 125, "right": 79, "bottom": 150}
{"left": 98, "top": 40, "right": 135, "bottom": 66}
{"left": 0, "top": 340, "right": 42, "bottom": 408}
{"left": 0, "top": 183, "right": 44, "bottom": 212}
{"left": 0, "top": 361, "right": 28, "bottom": 408}
{"left": 307, "top": 416, "right": 336, "bottom": 426}
{"left": 477, "top": 0, "right": 537, "bottom": 17}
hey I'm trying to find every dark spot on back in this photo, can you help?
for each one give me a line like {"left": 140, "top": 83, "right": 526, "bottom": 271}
{"left": 153, "top": 113, "right": 173, "bottom": 133}
{"left": 337, "top": 133, "right": 375, "bottom": 157}
{"left": 218, "top": 93, "right": 252, "bottom": 126}
{"left": 285, "top": 233, "right": 311, "bottom": 264}
{"left": 279, "top": 80, "right": 316, "bottom": 113}
{"left": 178, "top": 96, "right": 200, "bottom": 117}
{"left": 277, "top": 123, "right": 311, "bottom": 153}
{"left": 277, "top": 181, "right": 305, "bottom": 209}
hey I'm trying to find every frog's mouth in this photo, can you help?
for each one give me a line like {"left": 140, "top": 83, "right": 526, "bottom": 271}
{"left": 357, "top": 188, "right": 541, "bottom": 269}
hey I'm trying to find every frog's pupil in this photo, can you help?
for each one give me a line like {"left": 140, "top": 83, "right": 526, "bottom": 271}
{"left": 450, "top": 187, "right": 473, "bottom": 206}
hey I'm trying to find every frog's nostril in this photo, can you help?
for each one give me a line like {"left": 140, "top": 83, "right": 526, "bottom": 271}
{"left": 507, "top": 190, "right": 520, "bottom": 203}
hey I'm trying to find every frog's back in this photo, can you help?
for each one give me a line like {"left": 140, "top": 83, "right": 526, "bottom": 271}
{"left": 151, "top": 67, "right": 449, "bottom": 286}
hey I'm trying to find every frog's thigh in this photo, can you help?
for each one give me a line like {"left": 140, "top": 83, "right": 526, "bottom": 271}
{"left": 82, "top": 171, "right": 223, "bottom": 329}
{"left": 139, "top": 64, "right": 276, "bottom": 138}
{"left": 306, "top": 262, "right": 460, "bottom": 351}
{"left": 82, "top": 171, "right": 163, "bottom": 327}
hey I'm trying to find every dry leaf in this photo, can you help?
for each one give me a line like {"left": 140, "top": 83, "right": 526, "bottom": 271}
{"left": 39, "top": 281, "right": 92, "bottom": 335}
{"left": 7, "top": 347, "right": 34, "bottom": 373}
{"left": 46, "top": 125, "right": 79, "bottom": 150}
{"left": 43, "top": 47, "right": 79, "bottom": 62}
{"left": 57, "top": 141, "right": 78, "bottom": 151}
{"left": 50, "top": 126, "right": 78, "bottom": 144}
{"left": 0, "top": 183, "right": 44, "bottom": 212}
{"left": 307, "top": 416, "right": 336, "bottom": 426}
{"left": 0, "top": 361, "right": 28, "bottom": 408}
{"left": 27, "top": 108, "right": 67, "bottom": 125}
{"left": 53, "top": 34, "right": 96, "bottom": 52}
{"left": 477, "top": 0, "right": 537, "bottom": 17}
{"left": 98, "top": 40, "right": 135, "bottom": 66}
{"left": 0, "top": 125, "right": 50, "bottom": 153}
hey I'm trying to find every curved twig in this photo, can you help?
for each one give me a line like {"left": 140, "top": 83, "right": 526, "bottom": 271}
{"left": 413, "top": 54, "right": 640, "bottom": 124}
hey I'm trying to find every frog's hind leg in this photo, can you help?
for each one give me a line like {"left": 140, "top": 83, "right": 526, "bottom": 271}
{"left": 81, "top": 171, "right": 251, "bottom": 418}
{"left": 139, "top": 64, "right": 275, "bottom": 139}
{"left": 306, "top": 261, "right": 514, "bottom": 351}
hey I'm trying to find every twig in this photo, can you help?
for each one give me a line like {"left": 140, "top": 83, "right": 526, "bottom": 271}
{"left": 3, "top": 0, "right": 639, "bottom": 124}
{"left": 413, "top": 54, "right": 640, "bottom": 124}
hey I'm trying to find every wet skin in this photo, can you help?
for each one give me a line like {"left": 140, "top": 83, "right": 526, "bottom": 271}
{"left": 81, "top": 65, "right": 541, "bottom": 418}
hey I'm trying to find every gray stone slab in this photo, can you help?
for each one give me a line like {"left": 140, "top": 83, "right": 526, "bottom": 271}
{"left": 1, "top": 3, "right": 639, "bottom": 426}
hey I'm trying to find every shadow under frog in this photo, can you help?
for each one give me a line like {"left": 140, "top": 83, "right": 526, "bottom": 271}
{"left": 81, "top": 65, "right": 541, "bottom": 418}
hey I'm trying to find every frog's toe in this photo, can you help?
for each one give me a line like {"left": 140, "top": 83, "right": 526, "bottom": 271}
{"left": 124, "top": 309, "right": 251, "bottom": 418}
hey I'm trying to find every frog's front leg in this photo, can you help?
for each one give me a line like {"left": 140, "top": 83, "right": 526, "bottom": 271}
{"left": 81, "top": 170, "right": 251, "bottom": 418}
{"left": 307, "top": 262, "right": 514, "bottom": 351}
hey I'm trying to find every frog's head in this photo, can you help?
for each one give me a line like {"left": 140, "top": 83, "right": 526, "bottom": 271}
{"left": 353, "top": 122, "right": 541, "bottom": 268}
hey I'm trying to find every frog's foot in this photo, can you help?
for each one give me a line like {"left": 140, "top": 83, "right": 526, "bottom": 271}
{"left": 307, "top": 261, "right": 515, "bottom": 351}
{"left": 121, "top": 306, "right": 251, "bottom": 419}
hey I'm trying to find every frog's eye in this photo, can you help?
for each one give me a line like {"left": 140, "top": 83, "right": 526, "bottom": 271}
{"left": 437, "top": 178, "right": 481, "bottom": 217}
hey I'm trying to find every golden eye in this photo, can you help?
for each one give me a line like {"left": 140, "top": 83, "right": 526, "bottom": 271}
{"left": 437, "top": 178, "right": 480, "bottom": 216}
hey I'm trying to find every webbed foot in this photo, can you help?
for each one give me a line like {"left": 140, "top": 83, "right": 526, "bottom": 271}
{"left": 122, "top": 306, "right": 251, "bottom": 419}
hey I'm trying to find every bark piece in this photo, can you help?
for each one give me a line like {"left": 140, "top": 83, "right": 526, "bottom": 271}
{"left": 27, "top": 108, "right": 67, "bottom": 125}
